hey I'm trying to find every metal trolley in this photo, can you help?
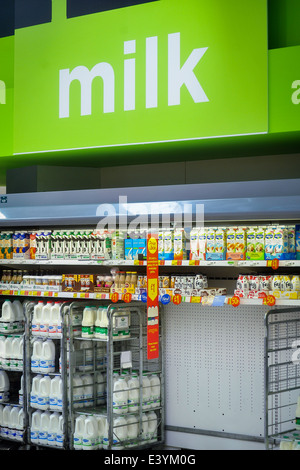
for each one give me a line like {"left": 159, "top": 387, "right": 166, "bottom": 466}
{"left": 264, "top": 307, "right": 300, "bottom": 450}
{"left": 66, "top": 300, "right": 165, "bottom": 450}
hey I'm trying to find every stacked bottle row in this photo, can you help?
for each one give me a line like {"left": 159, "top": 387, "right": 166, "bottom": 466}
{"left": 81, "top": 305, "right": 131, "bottom": 340}
{"left": 0, "top": 405, "right": 25, "bottom": 441}
{"left": 73, "top": 410, "right": 159, "bottom": 450}
{"left": 31, "top": 409, "right": 64, "bottom": 448}
{"left": 32, "top": 301, "right": 63, "bottom": 338}
{"left": 0, "top": 335, "right": 23, "bottom": 371}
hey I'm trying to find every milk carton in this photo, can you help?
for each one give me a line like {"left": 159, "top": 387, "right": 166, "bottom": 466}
{"left": 287, "top": 225, "right": 296, "bottom": 259}
{"left": 206, "top": 228, "right": 226, "bottom": 260}
{"left": 174, "top": 228, "right": 187, "bottom": 260}
{"left": 265, "top": 226, "right": 275, "bottom": 258}
{"left": 272, "top": 226, "right": 289, "bottom": 259}
{"left": 163, "top": 231, "right": 174, "bottom": 260}
{"left": 158, "top": 231, "right": 164, "bottom": 260}
{"left": 246, "top": 227, "right": 265, "bottom": 260}
{"left": 226, "top": 227, "right": 246, "bottom": 260}
{"left": 36, "top": 231, "right": 52, "bottom": 259}
{"left": 112, "top": 230, "right": 125, "bottom": 260}
{"left": 125, "top": 239, "right": 133, "bottom": 260}
{"left": 189, "top": 228, "right": 199, "bottom": 260}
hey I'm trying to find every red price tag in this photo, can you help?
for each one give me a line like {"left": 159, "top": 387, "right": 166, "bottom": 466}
{"left": 110, "top": 292, "right": 119, "bottom": 303}
{"left": 123, "top": 293, "right": 132, "bottom": 303}
{"left": 271, "top": 259, "right": 279, "bottom": 270}
{"left": 173, "top": 294, "right": 182, "bottom": 305}
{"left": 264, "top": 294, "right": 276, "bottom": 306}
{"left": 230, "top": 296, "right": 240, "bottom": 307}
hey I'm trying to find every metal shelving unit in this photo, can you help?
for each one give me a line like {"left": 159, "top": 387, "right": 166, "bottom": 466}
{"left": 67, "top": 301, "right": 164, "bottom": 450}
{"left": 264, "top": 307, "right": 300, "bottom": 449}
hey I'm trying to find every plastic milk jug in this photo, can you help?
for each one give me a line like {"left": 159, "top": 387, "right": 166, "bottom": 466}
{"left": 148, "top": 411, "right": 158, "bottom": 442}
{"left": 73, "top": 414, "right": 85, "bottom": 450}
{"left": 48, "top": 411, "right": 60, "bottom": 446}
{"left": 2, "top": 405, "right": 11, "bottom": 438}
{"left": 31, "top": 338, "right": 43, "bottom": 373}
{"left": 141, "top": 413, "right": 149, "bottom": 442}
{"left": 50, "top": 376, "right": 62, "bottom": 411}
{"left": 94, "top": 308, "right": 102, "bottom": 339}
{"left": 12, "top": 300, "right": 23, "bottom": 325}
{"left": 73, "top": 374, "right": 84, "bottom": 409}
{"left": 82, "top": 415, "right": 98, "bottom": 450}
{"left": 40, "top": 301, "right": 53, "bottom": 337}
{"left": 0, "top": 335, "right": 5, "bottom": 367}
{"left": 96, "top": 415, "right": 105, "bottom": 449}
{"left": 13, "top": 336, "right": 23, "bottom": 371}
{"left": 126, "top": 414, "right": 139, "bottom": 447}
{"left": 0, "top": 370, "right": 9, "bottom": 403}
{"left": 3, "top": 336, "right": 13, "bottom": 369}
{"left": 128, "top": 372, "right": 139, "bottom": 412}
{"left": 40, "top": 339, "right": 55, "bottom": 373}
{"left": 39, "top": 410, "right": 51, "bottom": 445}
{"left": 31, "top": 409, "right": 42, "bottom": 444}
{"left": 95, "top": 371, "right": 105, "bottom": 405}
{"left": 49, "top": 302, "right": 62, "bottom": 338}
{"left": 81, "top": 306, "right": 94, "bottom": 338}
{"left": 32, "top": 301, "right": 44, "bottom": 335}
{"left": 16, "top": 408, "right": 24, "bottom": 441}
{"left": 2, "top": 300, "right": 15, "bottom": 323}
{"left": 56, "top": 415, "right": 64, "bottom": 447}
{"left": 113, "top": 376, "right": 128, "bottom": 414}
{"left": 37, "top": 375, "right": 51, "bottom": 410}
{"left": 150, "top": 373, "right": 161, "bottom": 408}
{"left": 142, "top": 373, "right": 151, "bottom": 410}
{"left": 10, "top": 405, "right": 19, "bottom": 440}
{"left": 81, "top": 374, "right": 93, "bottom": 406}
{"left": 30, "top": 374, "right": 42, "bottom": 408}
{"left": 19, "top": 374, "right": 24, "bottom": 405}
{"left": 112, "top": 416, "right": 127, "bottom": 450}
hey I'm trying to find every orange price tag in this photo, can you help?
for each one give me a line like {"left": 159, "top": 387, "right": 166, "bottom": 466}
{"left": 123, "top": 293, "right": 132, "bottom": 303}
{"left": 230, "top": 296, "right": 240, "bottom": 307}
{"left": 263, "top": 294, "right": 276, "bottom": 307}
{"left": 173, "top": 294, "right": 182, "bottom": 305}
{"left": 110, "top": 292, "right": 119, "bottom": 303}
{"left": 271, "top": 259, "right": 279, "bottom": 270}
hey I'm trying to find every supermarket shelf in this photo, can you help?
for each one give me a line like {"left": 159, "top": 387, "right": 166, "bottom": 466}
{"left": 0, "top": 288, "right": 299, "bottom": 307}
{"left": 0, "top": 258, "right": 300, "bottom": 268}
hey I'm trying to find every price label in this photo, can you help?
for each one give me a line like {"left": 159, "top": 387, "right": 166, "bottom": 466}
{"left": 110, "top": 292, "right": 119, "bottom": 303}
{"left": 267, "top": 259, "right": 279, "bottom": 270}
{"left": 123, "top": 293, "right": 132, "bottom": 303}
{"left": 190, "top": 296, "right": 201, "bottom": 303}
{"left": 263, "top": 294, "right": 276, "bottom": 307}
{"left": 173, "top": 294, "right": 182, "bottom": 305}
{"left": 229, "top": 295, "right": 240, "bottom": 307}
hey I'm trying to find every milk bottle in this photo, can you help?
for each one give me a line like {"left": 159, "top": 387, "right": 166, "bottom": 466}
{"left": 3, "top": 336, "right": 13, "bottom": 369}
{"left": 141, "top": 413, "right": 149, "bottom": 442}
{"left": 48, "top": 411, "right": 60, "bottom": 446}
{"left": 81, "top": 374, "right": 94, "bottom": 406}
{"left": 19, "top": 374, "right": 24, "bottom": 405}
{"left": 15, "top": 336, "right": 23, "bottom": 370}
{"left": 112, "top": 416, "right": 127, "bottom": 450}
{"left": 94, "top": 308, "right": 103, "bottom": 339}
{"left": 40, "top": 339, "right": 55, "bottom": 373}
{"left": 2, "top": 405, "right": 12, "bottom": 439}
{"left": 10, "top": 405, "right": 19, "bottom": 440}
{"left": 39, "top": 410, "right": 51, "bottom": 445}
{"left": 50, "top": 376, "right": 62, "bottom": 411}
{"left": 30, "top": 374, "right": 42, "bottom": 409}
{"left": 98, "top": 307, "right": 108, "bottom": 339}
{"left": 128, "top": 371, "right": 139, "bottom": 412}
{"left": 31, "top": 338, "right": 43, "bottom": 373}
{"left": 142, "top": 373, "right": 151, "bottom": 410}
{"left": 12, "top": 300, "right": 24, "bottom": 329}
{"left": 148, "top": 411, "right": 158, "bottom": 443}
{"left": 37, "top": 374, "right": 51, "bottom": 410}
{"left": 96, "top": 415, "right": 105, "bottom": 449}
{"left": 95, "top": 371, "right": 105, "bottom": 405}
{"left": 81, "top": 306, "right": 95, "bottom": 338}
{"left": 82, "top": 415, "right": 98, "bottom": 450}
{"left": 49, "top": 302, "right": 62, "bottom": 338}
{"left": 0, "top": 370, "right": 9, "bottom": 403}
{"left": 126, "top": 414, "right": 139, "bottom": 447}
{"left": 31, "top": 409, "right": 42, "bottom": 444}
{"left": 32, "top": 301, "right": 44, "bottom": 335}
{"left": 56, "top": 414, "right": 64, "bottom": 448}
{"left": 73, "top": 374, "right": 84, "bottom": 409}
{"left": 1, "top": 300, "right": 15, "bottom": 332}
{"left": 16, "top": 408, "right": 24, "bottom": 442}
{"left": 73, "top": 414, "right": 85, "bottom": 449}
{"left": 0, "top": 335, "right": 5, "bottom": 367}
{"left": 40, "top": 301, "right": 53, "bottom": 337}
{"left": 150, "top": 373, "right": 161, "bottom": 408}
{"left": 113, "top": 376, "right": 128, "bottom": 414}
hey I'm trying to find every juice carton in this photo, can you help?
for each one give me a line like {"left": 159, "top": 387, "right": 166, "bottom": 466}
{"left": 112, "top": 230, "right": 125, "bottom": 260}
{"left": 246, "top": 227, "right": 265, "bottom": 260}
{"left": 226, "top": 228, "right": 236, "bottom": 260}
{"left": 14, "top": 232, "right": 30, "bottom": 259}
{"left": 30, "top": 232, "right": 37, "bottom": 259}
{"left": 163, "top": 230, "right": 174, "bottom": 260}
{"left": 1, "top": 232, "right": 13, "bottom": 260}
{"left": 138, "top": 239, "right": 147, "bottom": 260}
{"left": 125, "top": 238, "right": 133, "bottom": 260}
{"left": 158, "top": 231, "right": 164, "bottom": 260}
{"left": 189, "top": 228, "right": 199, "bottom": 260}
{"left": 174, "top": 228, "right": 187, "bottom": 260}
{"left": 12, "top": 232, "right": 20, "bottom": 258}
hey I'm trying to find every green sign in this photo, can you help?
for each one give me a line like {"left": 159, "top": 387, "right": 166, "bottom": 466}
{"left": 0, "top": 35, "right": 14, "bottom": 157}
{"left": 269, "top": 45, "right": 300, "bottom": 133}
{"left": 13, "top": 0, "right": 268, "bottom": 155}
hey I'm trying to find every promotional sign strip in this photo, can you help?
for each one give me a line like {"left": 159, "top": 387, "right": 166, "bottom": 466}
{"left": 13, "top": 0, "right": 268, "bottom": 155}
{"left": 147, "top": 234, "right": 159, "bottom": 360}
